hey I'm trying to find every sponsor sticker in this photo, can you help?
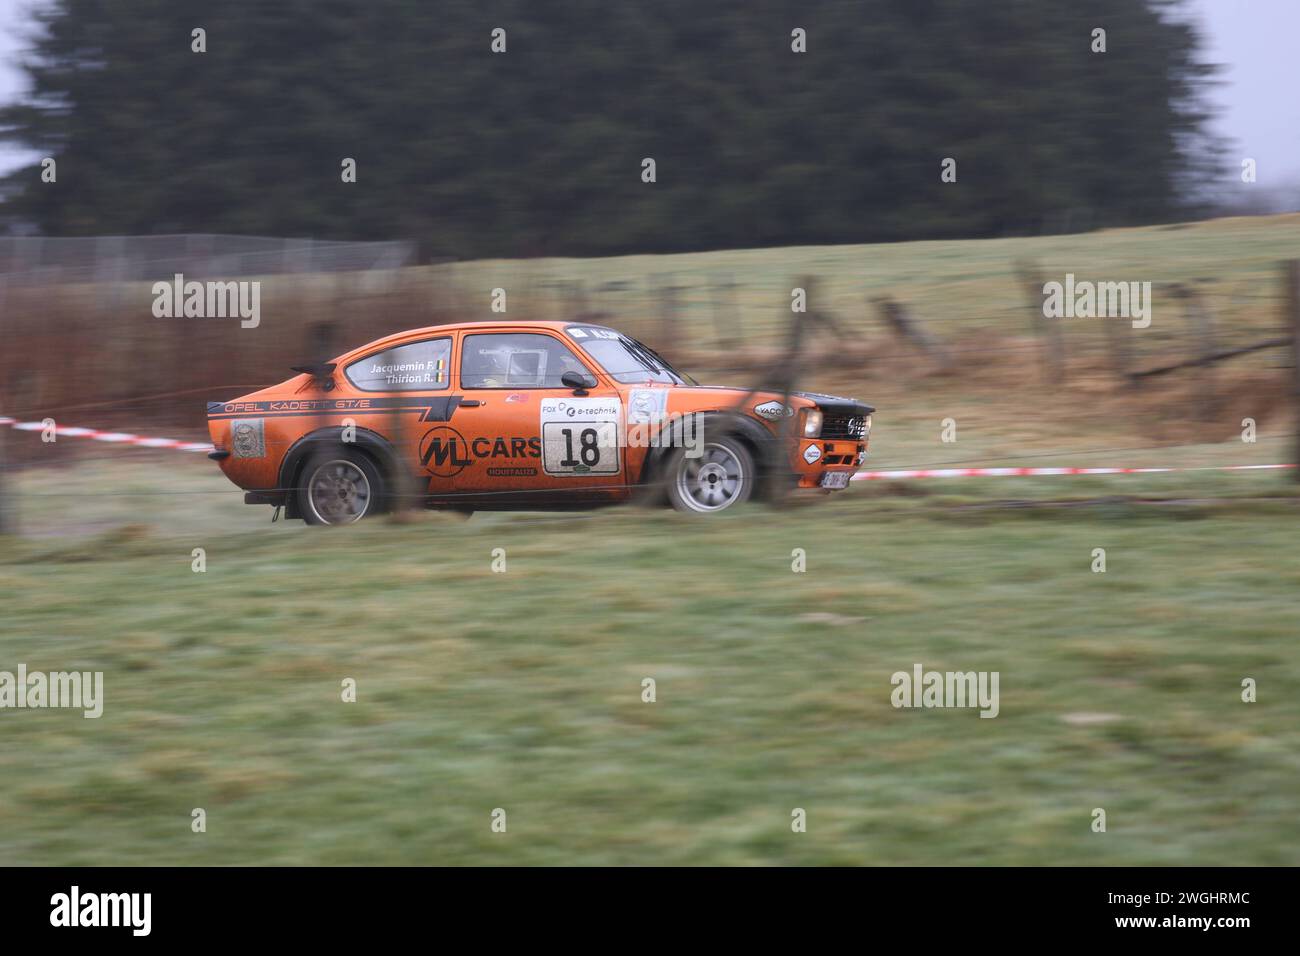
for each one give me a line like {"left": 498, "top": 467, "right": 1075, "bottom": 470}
{"left": 230, "top": 418, "right": 266, "bottom": 458}
{"left": 419, "top": 427, "right": 542, "bottom": 478}
{"left": 627, "top": 388, "right": 668, "bottom": 425}
{"left": 565, "top": 326, "right": 621, "bottom": 341}
{"left": 419, "top": 425, "right": 471, "bottom": 477}
{"left": 754, "top": 400, "right": 793, "bottom": 420}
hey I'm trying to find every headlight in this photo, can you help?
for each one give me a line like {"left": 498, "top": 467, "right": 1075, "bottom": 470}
{"left": 802, "top": 409, "right": 823, "bottom": 438}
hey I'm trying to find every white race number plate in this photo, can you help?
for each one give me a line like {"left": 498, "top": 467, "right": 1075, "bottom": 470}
{"left": 539, "top": 397, "right": 622, "bottom": 476}
{"left": 820, "top": 471, "right": 851, "bottom": 490}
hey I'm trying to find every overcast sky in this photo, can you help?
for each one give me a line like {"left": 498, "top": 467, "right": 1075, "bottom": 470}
{"left": 1, "top": 0, "right": 1297, "bottom": 200}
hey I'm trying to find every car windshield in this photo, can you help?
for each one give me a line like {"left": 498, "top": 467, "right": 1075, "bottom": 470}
{"left": 564, "top": 326, "right": 689, "bottom": 385}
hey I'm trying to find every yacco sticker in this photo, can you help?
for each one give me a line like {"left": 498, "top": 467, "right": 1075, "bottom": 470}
{"left": 753, "top": 400, "right": 793, "bottom": 420}
{"left": 539, "top": 397, "right": 622, "bottom": 476}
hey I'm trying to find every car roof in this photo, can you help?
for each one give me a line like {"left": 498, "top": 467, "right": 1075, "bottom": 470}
{"left": 334, "top": 319, "right": 619, "bottom": 364}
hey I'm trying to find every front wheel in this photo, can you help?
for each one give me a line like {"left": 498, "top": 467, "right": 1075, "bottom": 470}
{"left": 298, "top": 449, "right": 385, "bottom": 525}
{"left": 665, "top": 435, "right": 755, "bottom": 514}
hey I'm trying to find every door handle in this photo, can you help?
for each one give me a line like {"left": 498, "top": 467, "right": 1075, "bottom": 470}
{"left": 459, "top": 400, "right": 484, "bottom": 407}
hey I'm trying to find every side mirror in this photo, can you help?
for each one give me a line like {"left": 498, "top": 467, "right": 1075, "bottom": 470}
{"left": 561, "top": 370, "right": 597, "bottom": 393}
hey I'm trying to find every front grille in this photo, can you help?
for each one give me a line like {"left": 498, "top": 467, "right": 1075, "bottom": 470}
{"left": 821, "top": 414, "right": 866, "bottom": 441}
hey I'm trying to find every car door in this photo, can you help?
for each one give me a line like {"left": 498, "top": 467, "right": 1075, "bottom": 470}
{"left": 448, "top": 329, "right": 626, "bottom": 501}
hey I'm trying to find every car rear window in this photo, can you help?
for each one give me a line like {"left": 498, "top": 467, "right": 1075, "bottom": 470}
{"left": 344, "top": 338, "right": 451, "bottom": 391}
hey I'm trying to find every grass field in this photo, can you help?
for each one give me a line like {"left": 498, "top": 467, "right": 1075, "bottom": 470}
{"left": 1, "top": 457, "right": 1298, "bottom": 865}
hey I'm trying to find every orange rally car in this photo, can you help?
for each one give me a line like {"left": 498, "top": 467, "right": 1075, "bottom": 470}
{"left": 207, "top": 320, "right": 874, "bottom": 523}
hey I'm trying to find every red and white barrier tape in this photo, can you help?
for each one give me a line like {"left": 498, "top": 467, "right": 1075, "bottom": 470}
{"left": 0, "top": 416, "right": 213, "bottom": 453}
{"left": 2, "top": 415, "right": 1294, "bottom": 477}
{"left": 851, "top": 463, "right": 1295, "bottom": 480}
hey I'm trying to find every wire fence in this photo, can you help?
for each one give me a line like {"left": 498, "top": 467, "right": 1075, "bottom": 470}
{"left": 0, "top": 235, "right": 451, "bottom": 439}
{"left": 0, "top": 234, "right": 417, "bottom": 283}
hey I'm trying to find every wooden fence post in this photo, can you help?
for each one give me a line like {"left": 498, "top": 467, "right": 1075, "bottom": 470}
{"left": 1015, "top": 260, "right": 1064, "bottom": 383}
{"left": 771, "top": 276, "right": 811, "bottom": 507}
{"left": 654, "top": 274, "right": 678, "bottom": 347}
{"left": 1287, "top": 260, "right": 1300, "bottom": 483}
{"left": 874, "top": 295, "right": 950, "bottom": 370}
{"left": 565, "top": 278, "right": 588, "bottom": 319}
{"left": 1104, "top": 301, "right": 1134, "bottom": 387}
{"left": 1176, "top": 283, "right": 1219, "bottom": 419}
{"left": 0, "top": 419, "right": 12, "bottom": 536}
{"left": 0, "top": 363, "right": 13, "bottom": 535}
{"left": 709, "top": 274, "right": 739, "bottom": 351}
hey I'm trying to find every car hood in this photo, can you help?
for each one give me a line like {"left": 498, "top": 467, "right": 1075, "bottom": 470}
{"left": 666, "top": 384, "right": 873, "bottom": 415}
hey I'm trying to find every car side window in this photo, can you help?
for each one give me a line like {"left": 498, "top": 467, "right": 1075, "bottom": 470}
{"left": 460, "top": 333, "right": 591, "bottom": 389}
{"left": 344, "top": 338, "right": 451, "bottom": 392}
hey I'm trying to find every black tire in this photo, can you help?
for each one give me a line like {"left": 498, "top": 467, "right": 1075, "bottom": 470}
{"left": 297, "top": 447, "right": 386, "bottom": 525}
{"left": 664, "top": 434, "right": 755, "bottom": 514}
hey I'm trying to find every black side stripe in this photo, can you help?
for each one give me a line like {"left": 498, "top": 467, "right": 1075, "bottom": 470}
{"left": 420, "top": 395, "right": 466, "bottom": 422}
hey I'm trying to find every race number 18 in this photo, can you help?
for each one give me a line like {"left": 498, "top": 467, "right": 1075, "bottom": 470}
{"left": 542, "top": 420, "right": 619, "bottom": 475}
{"left": 560, "top": 427, "right": 602, "bottom": 468}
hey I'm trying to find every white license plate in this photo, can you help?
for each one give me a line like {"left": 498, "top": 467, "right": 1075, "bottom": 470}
{"left": 820, "top": 471, "right": 851, "bottom": 490}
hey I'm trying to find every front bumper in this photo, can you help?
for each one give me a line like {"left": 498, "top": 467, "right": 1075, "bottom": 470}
{"left": 792, "top": 438, "right": 867, "bottom": 488}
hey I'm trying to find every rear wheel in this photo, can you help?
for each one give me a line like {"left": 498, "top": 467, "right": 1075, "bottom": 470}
{"left": 298, "top": 449, "right": 385, "bottom": 525}
{"left": 665, "top": 435, "right": 754, "bottom": 514}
